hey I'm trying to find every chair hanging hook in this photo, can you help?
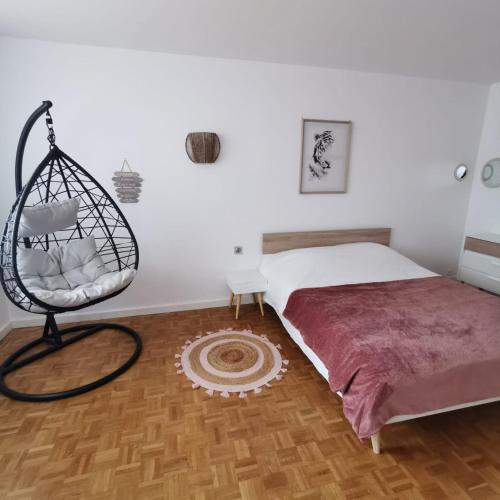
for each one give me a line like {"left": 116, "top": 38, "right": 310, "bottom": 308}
{"left": 45, "top": 109, "right": 56, "bottom": 148}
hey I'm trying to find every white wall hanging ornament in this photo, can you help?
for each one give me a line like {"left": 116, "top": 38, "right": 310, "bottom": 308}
{"left": 113, "top": 159, "right": 143, "bottom": 203}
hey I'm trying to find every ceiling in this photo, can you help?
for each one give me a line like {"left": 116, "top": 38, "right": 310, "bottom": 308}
{"left": 1, "top": 0, "right": 500, "bottom": 84}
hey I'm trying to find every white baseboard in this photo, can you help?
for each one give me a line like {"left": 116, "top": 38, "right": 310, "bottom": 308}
{"left": 8, "top": 295, "right": 255, "bottom": 329}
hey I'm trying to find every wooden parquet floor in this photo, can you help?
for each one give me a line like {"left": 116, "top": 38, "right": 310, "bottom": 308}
{"left": 1, "top": 305, "right": 500, "bottom": 499}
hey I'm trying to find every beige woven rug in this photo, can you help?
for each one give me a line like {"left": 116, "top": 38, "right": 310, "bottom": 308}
{"left": 175, "top": 329, "right": 288, "bottom": 398}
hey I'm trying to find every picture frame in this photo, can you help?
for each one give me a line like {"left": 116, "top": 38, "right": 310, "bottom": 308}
{"left": 299, "top": 118, "right": 352, "bottom": 194}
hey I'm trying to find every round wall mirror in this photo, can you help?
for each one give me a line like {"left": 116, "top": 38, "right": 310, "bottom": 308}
{"left": 482, "top": 158, "right": 500, "bottom": 188}
{"left": 454, "top": 164, "right": 468, "bottom": 181}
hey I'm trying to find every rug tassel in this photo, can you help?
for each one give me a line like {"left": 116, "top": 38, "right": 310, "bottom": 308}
{"left": 174, "top": 353, "right": 181, "bottom": 359}
{"left": 181, "top": 345, "right": 187, "bottom": 350}
{"left": 280, "top": 368, "right": 287, "bottom": 373}
{"left": 220, "top": 391, "right": 230, "bottom": 398}
{"left": 275, "top": 374, "right": 282, "bottom": 381}
{"left": 265, "top": 383, "right": 272, "bottom": 388}
{"left": 206, "top": 389, "right": 214, "bottom": 396}
{"left": 192, "top": 383, "right": 200, "bottom": 389}
{"left": 283, "top": 359, "right": 289, "bottom": 365}
{"left": 185, "top": 340, "right": 192, "bottom": 345}
{"left": 254, "top": 387, "right": 262, "bottom": 394}
{"left": 195, "top": 335, "right": 202, "bottom": 339}
{"left": 174, "top": 362, "right": 181, "bottom": 368}
{"left": 276, "top": 344, "right": 282, "bottom": 350}
{"left": 176, "top": 369, "right": 184, "bottom": 374}
{"left": 239, "top": 391, "right": 247, "bottom": 399}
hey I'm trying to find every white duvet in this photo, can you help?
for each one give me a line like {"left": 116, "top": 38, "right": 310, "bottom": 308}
{"left": 260, "top": 242, "right": 436, "bottom": 314}
{"left": 259, "top": 242, "right": 437, "bottom": 381}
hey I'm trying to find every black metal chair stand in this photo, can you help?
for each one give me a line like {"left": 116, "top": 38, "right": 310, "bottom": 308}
{"left": 0, "top": 315, "right": 142, "bottom": 402}
{"left": 0, "top": 101, "right": 142, "bottom": 402}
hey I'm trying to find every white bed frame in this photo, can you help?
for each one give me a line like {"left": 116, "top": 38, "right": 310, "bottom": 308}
{"left": 262, "top": 228, "right": 500, "bottom": 454}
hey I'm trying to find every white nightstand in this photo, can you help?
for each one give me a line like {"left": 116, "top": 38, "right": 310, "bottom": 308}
{"left": 226, "top": 270, "right": 268, "bottom": 319}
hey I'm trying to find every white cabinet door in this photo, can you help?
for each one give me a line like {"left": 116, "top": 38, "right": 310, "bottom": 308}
{"left": 461, "top": 250, "right": 500, "bottom": 277}
{"left": 459, "top": 266, "right": 500, "bottom": 295}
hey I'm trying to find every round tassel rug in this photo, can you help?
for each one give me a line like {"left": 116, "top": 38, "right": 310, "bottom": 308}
{"left": 174, "top": 329, "right": 288, "bottom": 398}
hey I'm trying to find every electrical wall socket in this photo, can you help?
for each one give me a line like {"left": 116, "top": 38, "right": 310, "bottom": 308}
{"left": 234, "top": 246, "right": 243, "bottom": 255}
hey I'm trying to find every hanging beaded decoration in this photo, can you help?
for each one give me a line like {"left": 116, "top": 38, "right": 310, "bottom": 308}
{"left": 113, "top": 159, "right": 143, "bottom": 203}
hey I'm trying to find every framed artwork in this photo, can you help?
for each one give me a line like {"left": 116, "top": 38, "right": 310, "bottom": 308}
{"left": 299, "top": 118, "right": 352, "bottom": 194}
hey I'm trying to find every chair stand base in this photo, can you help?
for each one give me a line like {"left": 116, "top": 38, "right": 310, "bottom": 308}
{"left": 0, "top": 319, "right": 142, "bottom": 402}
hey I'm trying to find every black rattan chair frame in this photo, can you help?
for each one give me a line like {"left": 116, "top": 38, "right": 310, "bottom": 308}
{"left": 0, "top": 101, "right": 142, "bottom": 402}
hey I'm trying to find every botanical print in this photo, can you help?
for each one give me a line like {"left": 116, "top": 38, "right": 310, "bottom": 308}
{"left": 300, "top": 119, "right": 352, "bottom": 193}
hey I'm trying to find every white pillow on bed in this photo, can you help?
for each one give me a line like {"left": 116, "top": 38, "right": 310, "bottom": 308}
{"left": 18, "top": 198, "right": 80, "bottom": 238}
{"left": 259, "top": 243, "right": 437, "bottom": 313}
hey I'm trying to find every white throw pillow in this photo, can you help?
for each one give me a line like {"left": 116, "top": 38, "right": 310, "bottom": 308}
{"left": 58, "top": 236, "right": 109, "bottom": 288}
{"left": 17, "top": 247, "right": 70, "bottom": 291}
{"left": 18, "top": 198, "right": 80, "bottom": 238}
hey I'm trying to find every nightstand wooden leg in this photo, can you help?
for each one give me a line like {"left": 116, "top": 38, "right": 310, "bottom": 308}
{"left": 229, "top": 292, "right": 234, "bottom": 307}
{"left": 257, "top": 292, "right": 264, "bottom": 316}
{"left": 252, "top": 293, "right": 257, "bottom": 304}
{"left": 235, "top": 294, "right": 241, "bottom": 319}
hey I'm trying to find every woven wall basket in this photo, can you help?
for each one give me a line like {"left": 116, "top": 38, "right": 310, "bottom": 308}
{"left": 185, "top": 132, "right": 220, "bottom": 163}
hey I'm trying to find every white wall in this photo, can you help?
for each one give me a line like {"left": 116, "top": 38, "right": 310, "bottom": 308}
{"left": 0, "top": 293, "right": 10, "bottom": 337}
{"left": 0, "top": 37, "right": 488, "bottom": 323}
{"left": 464, "top": 83, "right": 500, "bottom": 235}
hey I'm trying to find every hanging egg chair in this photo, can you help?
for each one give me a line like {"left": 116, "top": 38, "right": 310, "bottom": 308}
{"left": 0, "top": 101, "right": 142, "bottom": 402}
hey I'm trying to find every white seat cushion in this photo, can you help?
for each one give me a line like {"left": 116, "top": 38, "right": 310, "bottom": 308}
{"left": 28, "top": 269, "right": 136, "bottom": 311}
{"left": 17, "top": 235, "right": 135, "bottom": 311}
{"left": 18, "top": 198, "right": 80, "bottom": 238}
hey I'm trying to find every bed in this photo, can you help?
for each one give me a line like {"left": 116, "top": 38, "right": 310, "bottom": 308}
{"left": 259, "top": 228, "right": 500, "bottom": 454}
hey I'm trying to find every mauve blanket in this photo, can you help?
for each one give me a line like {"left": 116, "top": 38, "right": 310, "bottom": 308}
{"left": 283, "top": 276, "right": 500, "bottom": 439}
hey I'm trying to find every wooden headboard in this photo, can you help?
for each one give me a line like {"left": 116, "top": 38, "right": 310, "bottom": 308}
{"left": 262, "top": 228, "right": 391, "bottom": 254}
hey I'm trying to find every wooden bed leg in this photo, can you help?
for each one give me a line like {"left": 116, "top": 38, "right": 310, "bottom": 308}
{"left": 256, "top": 292, "right": 265, "bottom": 316}
{"left": 371, "top": 432, "right": 381, "bottom": 454}
{"left": 235, "top": 294, "right": 241, "bottom": 320}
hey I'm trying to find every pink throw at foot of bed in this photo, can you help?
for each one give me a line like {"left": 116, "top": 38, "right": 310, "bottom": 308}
{"left": 283, "top": 276, "right": 500, "bottom": 439}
